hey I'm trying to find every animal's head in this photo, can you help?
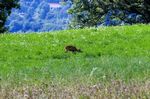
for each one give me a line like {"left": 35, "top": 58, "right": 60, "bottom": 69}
{"left": 77, "top": 49, "right": 82, "bottom": 52}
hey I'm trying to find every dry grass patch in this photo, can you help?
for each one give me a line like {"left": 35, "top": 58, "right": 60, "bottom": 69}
{"left": 0, "top": 80, "right": 149, "bottom": 99}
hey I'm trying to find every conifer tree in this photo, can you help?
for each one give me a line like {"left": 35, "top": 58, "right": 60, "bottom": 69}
{"left": 68, "top": 0, "right": 150, "bottom": 28}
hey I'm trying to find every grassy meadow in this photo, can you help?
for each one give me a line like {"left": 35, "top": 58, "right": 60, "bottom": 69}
{"left": 0, "top": 24, "right": 150, "bottom": 98}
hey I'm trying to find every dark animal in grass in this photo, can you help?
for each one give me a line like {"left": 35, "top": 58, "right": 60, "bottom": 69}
{"left": 65, "top": 45, "right": 82, "bottom": 53}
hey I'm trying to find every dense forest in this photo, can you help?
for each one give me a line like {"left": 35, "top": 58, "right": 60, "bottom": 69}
{"left": 5, "top": 0, "right": 71, "bottom": 32}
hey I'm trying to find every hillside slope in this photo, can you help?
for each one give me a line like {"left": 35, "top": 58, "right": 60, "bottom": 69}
{"left": 0, "top": 25, "right": 150, "bottom": 98}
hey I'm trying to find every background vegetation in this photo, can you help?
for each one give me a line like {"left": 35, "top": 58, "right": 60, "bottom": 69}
{"left": 5, "top": 0, "right": 71, "bottom": 33}
{"left": 1, "top": 0, "right": 150, "bottom": 33}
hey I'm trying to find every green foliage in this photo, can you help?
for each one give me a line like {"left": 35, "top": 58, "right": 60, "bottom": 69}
{"left": 0, "top": 0, "right": 19, "bottom": 33}
{"left": 68, "top": 0, "right": 107, "bottom": 28}
{"left": 68, "top": 0, "right": 150, "bottom": 28}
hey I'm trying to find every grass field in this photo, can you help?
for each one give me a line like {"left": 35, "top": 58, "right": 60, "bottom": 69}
{"left": 0, "top": 24, "right": 150, "bottom": 98}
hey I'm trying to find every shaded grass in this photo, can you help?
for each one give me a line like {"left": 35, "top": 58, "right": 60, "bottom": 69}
{"left": 1, "top": 56, "right": 149, "bottom": 86}
{"left": 0, "top": 24, "right": 150, "bottom": 98}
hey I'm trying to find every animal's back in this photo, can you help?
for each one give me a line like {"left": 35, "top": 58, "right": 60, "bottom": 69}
{"left": 65, "top": 45, "right": 80, "bottom": 52}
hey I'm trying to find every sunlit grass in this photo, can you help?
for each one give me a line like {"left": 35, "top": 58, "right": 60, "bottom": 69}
{"left": 0, "top": 24, "right": 150, "bottom": 98}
